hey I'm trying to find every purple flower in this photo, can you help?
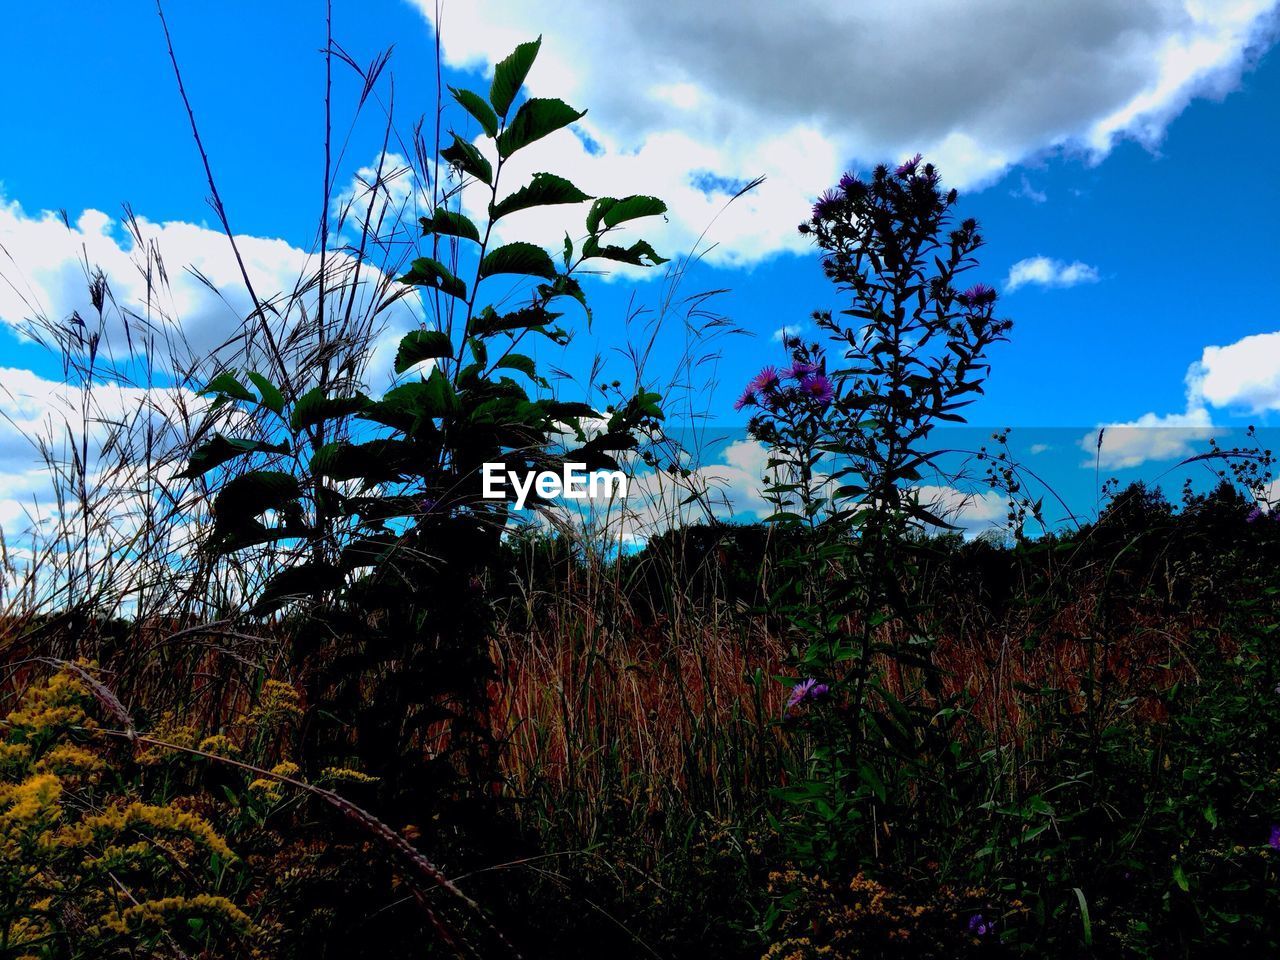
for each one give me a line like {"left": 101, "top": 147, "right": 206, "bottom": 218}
{"left": 800, "top": 373, "right": 835, "bottom": 405}
{"left": 838, "top": 171, "right": 862, "bottom": 193}
{"left": 957, "top": 283, "right": 997, "bottom": 308}
{"left": 786, "top": 678, "right": 830, "bottom": 711}
{"left": 1247, "top": 506, "right": 1265, "bottom": 523}
{"left": 750, "top": 365, "right": 782, "bottom": 395}
{"left": 786, "top": 360, "right": 818, "bottom": 381}
{"left": 967, "top": 913, "right": 991, "bottom": 937}
{"left": 1269, "top": 824, "right": 1280, "bottom": 851}
{"left": 895, "top": 153, "right": 923, "bottom": 178}
{"left": 734, "top": 388, "right": 758, "bottom": 412}
{"left": 812, "top": 189, "right": 843, "bottom": 221}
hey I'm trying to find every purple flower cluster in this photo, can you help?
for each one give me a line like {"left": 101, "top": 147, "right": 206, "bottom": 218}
{"left": 1269, "top": 824, "right": 1280, "bottom": 851}
{"left": 736, "top": 361, "right": 835, "bottom": 411}
{"left": 811, "top": 188, "right": 843, "bottom": 221}
{"left": 895, "top": 152, "right": 923, "bottom": 178}
{"left": 957, "top": 283, "right": 997, "bottom": 308}
{"left": 1246, "top": 506, "right": 1279, "bottom": 524}
{"left": 786, "top": 678, "right": 830, "bottom": 711}
{"left": 967, "top": 913, "right": 992, "bottom": 937}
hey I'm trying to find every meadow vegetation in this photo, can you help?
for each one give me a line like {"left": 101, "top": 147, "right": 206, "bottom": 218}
{"left": 2, "top": 26, "right": 1279, "bottom": 960}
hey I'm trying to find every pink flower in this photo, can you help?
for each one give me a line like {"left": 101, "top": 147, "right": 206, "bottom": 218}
{"left": 800, "top": 373, "right": 834, "bottom": 405}
{"left": 895, "top": 153, "right": 923, "bottom": 177}
{"left": 734, "top": 388, "right": 758, "bottom": 412}
{"left": 786, "top": 678, "right": 830, "bottom": 711}
{"left": 750, "top": 365, "right": 782, "bottom": 394}
{"left": 786, "top": 360, "right": 818, "bottom": 380}
{"left": 957, "top": 283, "right": 997, "bottom": 307}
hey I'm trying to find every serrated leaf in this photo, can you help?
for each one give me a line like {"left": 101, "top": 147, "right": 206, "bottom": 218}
{"left": 179, "top": 435, "right": 289, "bottom": 479}
{"left": 398, "top": 258, "right": 467, "bottom": 300}
{"left": 202, "top": 372, "right": 255, "bottom": 403}
{"left": 420, "top": 208, "right": 480, "bottom": 244}
{"left": 478, "top": 242, "right": 557, "bottom": 281}
{"left": 583, "top": 236, "right": 668, "bottom": 266}
{"left": 496, "top": 98, "right": 585, "bottom": 158}
{"left": 213, "top": 470, "right": 301, "bottom": 521}
{"left": 494, "top": 353, "right": 537, "bottom": 380}
{"left": 394, "top": 330, "right": 454, "bottom": 374}
{"left": 440, "top": 134, "right": 492, "bottom": 185}
{"left": 489, "top": 37, "right": 541, "bottom": 119}
{"left": 245, "top": 372, "right": 284, "bottom": 414}
{"left": 491, "top": 173, "right": 592, "bottom": 220}
{"left": 290, "top": 388, "right": 371, "bottom": 432}
{"left": 537, "top": 274, "right": 591, "bottom": 326}
{"left": 601, "top": 194, "right": 667, "bottom": 228}
{"left": 472, "top": 305, "right": 562, "bottom": 336}
{"left": 449, "top": 85, "right": 498, "bottom": 137}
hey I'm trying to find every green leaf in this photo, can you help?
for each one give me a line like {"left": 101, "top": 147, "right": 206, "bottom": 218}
{"left": 582, "top": 236, "right": 668, "bottom": 266}
{"left": 496, "top": 98, "right": 585, "bottom": 158}
{"left": 489, "top": 36, "right": 541, "bottom": 119}
{"left": 440, "top": 134, "right": 492, "bottom": 186}
{"left": 420, "top": 208, "right": 480, "bottom": 244}
{"left": 449, "top": 85, "right": 498, "bottom": 138}
{"left": 398, "top": 258, "right": 467, "bottom": 300}
{"left": 313, "top": 439, "right": 411, "bottom": 482}
{"left": 252, "top": 562, "right": 344, "bottom": 615}
{"left": 472, "top": 305, "right": 562, "bottom": 336}
{"left": 494, "top": 353, "right": 538, "bottom": 381}
{"left": 491, "top": 173, "right": 592, "bottom": 220}
{"left": 600, "top": 195, "right": 667, "bottom": 229}
{"left": 289, "top": 388, "right": 371, "bottom": 432}
{"left": 213, "top": 471, "right": 301, "bottom": 521}
{"left": 245, "top": 372, "right": 284, "bottom": 414}
{"left": 478, "top": 242, "right": 557, "bottom": 281}
{"left": 202, "top": 372, "right": 255, "bottom": 403}
{"left": 179, "top": 435, "right": 289, "bottom": 479}
{"left": 394, "top": 330, "right": 454, "bottom": 374}
{"left": 537, "top": 274, "right": 591, "bottom": 325}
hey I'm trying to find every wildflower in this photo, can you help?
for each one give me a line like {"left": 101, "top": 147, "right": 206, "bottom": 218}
{"left": 838, "top": 171, "right": 862, "bottom": 193}
{"left": 957, "top": 283, "right": 997, "bottom": 307}
{"left": 1269, "top": 824, "right": 1280, "bottom": 851}
{"left": 1247, "top": 506, "right": 1264, "bottom": 523}
{"left": 812, "top": 189, "right": 843, "bottom": 221}
{"left": 734, "top": 388, "right": 758, "bottom": 412}
{"left": 895, "top": 153, "right": 922, "bottom": 177}
{"left": 799, "top": 373, "right": 835, "bottom": 405}
{"left": 967, "top": 913, "right": 992, "bottom": 936}
{"left": 750, "top": 366, "right": 782, "bottom": 394}
{"left": 786, "top": 678, "right": 830, "bottom": 710}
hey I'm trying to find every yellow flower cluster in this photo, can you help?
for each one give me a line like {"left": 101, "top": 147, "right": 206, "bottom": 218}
{"left": 1, "top": 668, "right": 260, "bottom": 956}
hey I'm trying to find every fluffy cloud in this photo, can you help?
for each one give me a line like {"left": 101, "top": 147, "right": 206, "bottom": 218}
{"left": 1085, "top": 324, "right": 1280, "bottom": 469}
{"left": 1187, "top": 330, "right": 1280, "bottom": 412}
{"left": 1005, "top": 256, "right": 1102, "bottom": 291}
{"left": 0, "top": 191, "right": 421, "bottom": 391}
{"left": 1081, "top": 407, "right": 1214, "bottom": 470}
{"left": 413, "top": 0, "right": 1278, "bottom": 265}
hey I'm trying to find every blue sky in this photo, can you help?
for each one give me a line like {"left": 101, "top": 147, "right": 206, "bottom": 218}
{"left": 1, "top": 1, "right": 1278, "bottom": 537}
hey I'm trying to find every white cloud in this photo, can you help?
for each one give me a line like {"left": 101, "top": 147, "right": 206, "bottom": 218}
{"left": 1187, "top": 330, "right": 1280, "bottom": 412}
{"left": 772, "top": 323, "right": 810, "bottom": 343}
{"left": 915, "top": 484, "right": 1011, "bottom": 536}
{"left": 1006, "top": 256, "right": 1102, "bottom": 291}
{"left": 414, "top": 0, "right": 1278, "bottom": 265}
{"left": 1080, "top": 407, "right": 1214, "bottom": 469}
{"left": 1088, "top": 323, "right": 1280, "bottom": 469}
{"left": 0, "top": 189, "right": 423, "bottom": 391}
{"left": 1029, "top": 443, "right": 1052, "bottom": 455}
{"left": 1011, "top": 174, "right": 1048, "bottom": 204}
